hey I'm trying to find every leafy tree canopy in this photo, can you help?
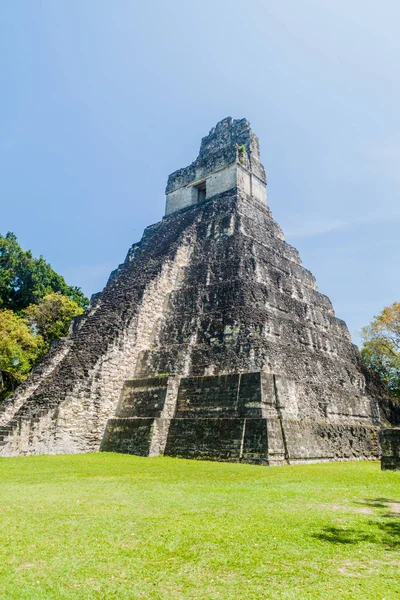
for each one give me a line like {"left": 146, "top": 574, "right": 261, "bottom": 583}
{"left": 24, "top": 292, "right": 84, "bottom": 347}
{"left": 361, "top": 302, "right": 400, "bottom": 397}
{"left": 0, "top": 309, "right": 44, "bottom": 398}
{"left": 0, "top": 232, "right": 88, "bottom": 312}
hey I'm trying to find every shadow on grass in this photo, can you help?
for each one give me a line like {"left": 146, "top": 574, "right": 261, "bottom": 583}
{"left": 355, "top": 498, "right": 400, "bottom": 518}
{"left": 313, "top": 498, "right": 400, "bottom": 549}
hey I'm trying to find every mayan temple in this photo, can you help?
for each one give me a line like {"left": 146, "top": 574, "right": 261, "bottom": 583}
{"left": 0, "top": 117, "right": 393, "bottom": 463}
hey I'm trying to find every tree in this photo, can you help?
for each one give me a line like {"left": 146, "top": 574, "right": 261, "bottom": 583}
{"left": 0, "top": 309, "right": 44, "bottom": 398}
{"left": 24, "top": 292, "right": 84, "bottom": 348}
{"left": 0, "top": 233, "right": 89, "bottom": 400}
{"left": 361, "top": 302, "right": 400, "bottom": 397}
{"left": 0, "top": 232, "right": 88, "bottom": 312}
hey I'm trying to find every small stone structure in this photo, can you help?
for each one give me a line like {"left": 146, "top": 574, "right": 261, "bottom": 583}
{"left": 0, "top": 117, "right": 396, "bottom": 462}
{"left": 380, "top": 428, "right": 400, "bottom": 470}
{"left": 165, "top": 119, "right": 266, "bottom": 215}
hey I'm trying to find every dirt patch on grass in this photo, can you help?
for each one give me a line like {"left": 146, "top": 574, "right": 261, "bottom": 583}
{"left": 353, "top": 506, "right": 374, "bottom": 514}
{"left": 318, "top": 503, "right": 374, "bottom": 514}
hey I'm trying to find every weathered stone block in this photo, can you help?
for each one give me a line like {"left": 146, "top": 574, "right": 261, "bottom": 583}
{"left": 116, "top": 377, "right": 168, "bottom": 418}
{"left": 380, "top": 428, "right": 400, "bottom": 470}
{"left": 164, "top": 418, "right": 245, "bottom": 460}
{"left": 242, "top": 418, "right": 269, "bottom": 463}
{"left": 174, "top": 372, "right": 263, "bottom": 418}
{"left": 100, "top": 418, "right": 153, "bottom": 456}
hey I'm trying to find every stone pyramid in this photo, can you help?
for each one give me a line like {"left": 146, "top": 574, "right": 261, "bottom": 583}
{"left": 0, "top": 118, "right": 389, "bottom": 462}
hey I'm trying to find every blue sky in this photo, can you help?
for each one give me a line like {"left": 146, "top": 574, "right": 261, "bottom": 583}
{"left": 1, "top": 0, "right": 399, "bottom": 346}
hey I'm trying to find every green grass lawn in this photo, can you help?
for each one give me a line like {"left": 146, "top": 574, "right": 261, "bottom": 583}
{"left": 0, "top": 455, "right": 399, "bottom": 600}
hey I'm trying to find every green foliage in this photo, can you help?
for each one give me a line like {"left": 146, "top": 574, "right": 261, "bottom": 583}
{"left": 361, "top": 301, "right": 400, "bottom": 397}
{"left": 0, "top": 309, "right": 44, "bottom": 397}
{"left": 0, "top": 456, "right": 399, "bottom": 598}
{"left": 0, "top": 232, "right": 88, "bottom": 312}
{"left": 0, "top": 233, "right": 88, "bottom": 399}
{"left": 24, "top": 292, "right": 84, "bottom": 347}
{"left": 238, "top": 144, "right": 247, "bottom": 165}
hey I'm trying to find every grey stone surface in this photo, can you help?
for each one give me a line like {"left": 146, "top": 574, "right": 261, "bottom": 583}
{"left": 165, "top": 118, "right": 266, "bottom": 215}
{"left": 0, "top": 117, "right": 397, "bottom": 462}
{"left": 380, "top": 428, "right": 400, "bottom": 470}
{"left": 101, "top": 372, "right": 379, "bottom": 464}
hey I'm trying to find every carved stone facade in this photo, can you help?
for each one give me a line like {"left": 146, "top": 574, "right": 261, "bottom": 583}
{"left": 0, "top": 117, "right": 395, "bottom": 462}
